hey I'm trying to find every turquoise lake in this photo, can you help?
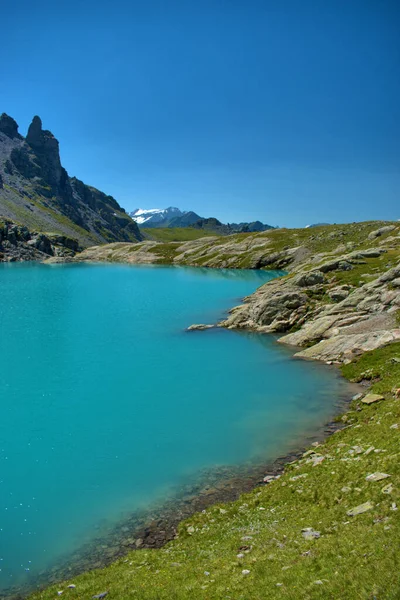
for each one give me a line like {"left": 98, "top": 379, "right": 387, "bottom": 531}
{"left": 0, "top": 263, "right": 354, "bottom": 592}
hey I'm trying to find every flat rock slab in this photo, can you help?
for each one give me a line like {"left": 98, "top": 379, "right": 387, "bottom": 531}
{"left": 366, "top": 473, "right": 390, "bottom": 482}
{"left": 361, "top": 393, "right": 385, "bottom": 404}
{"left": 186, "top": 324, "right": 214, "bottom": 331}
{"left": 302, "top": 527, "right": 321, "bottom": 540}
{"left": 347, "top": 501, "right": 374, "bottom": 517}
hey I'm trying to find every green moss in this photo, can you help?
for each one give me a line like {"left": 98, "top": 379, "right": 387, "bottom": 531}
{"left": 341, "top": 342, "right": 400, "bottom": 396}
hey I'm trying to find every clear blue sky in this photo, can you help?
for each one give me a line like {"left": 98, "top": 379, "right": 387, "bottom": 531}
{"left": 2, "top": 0, "right": 399, "bottom": 227}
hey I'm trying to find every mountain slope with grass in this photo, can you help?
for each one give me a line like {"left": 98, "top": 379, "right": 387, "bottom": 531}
{"left": 0, "top": 113, "right": 141, "bottom": 248}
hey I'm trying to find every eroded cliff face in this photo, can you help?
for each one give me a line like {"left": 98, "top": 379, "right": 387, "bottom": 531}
{"left": 0, "top": 113, "right": 142, "bottom": 247}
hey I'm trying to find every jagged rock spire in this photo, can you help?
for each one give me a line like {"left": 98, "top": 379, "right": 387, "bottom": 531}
{"left": 26, "top": 115, "right": 43, "bottom": 145}
{"left": 26, "top": 115, "right": 62, "bottom": 183}
{"left": 0, "top": 113, "right": 20, "bottom": 139}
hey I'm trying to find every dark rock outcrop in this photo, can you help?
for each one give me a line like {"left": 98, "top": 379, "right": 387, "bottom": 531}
{"left": 0, "top": 217, "right": 80, "bottom": 261}
{"left": 0, "top": 113, "right": 21, "bottom": 139}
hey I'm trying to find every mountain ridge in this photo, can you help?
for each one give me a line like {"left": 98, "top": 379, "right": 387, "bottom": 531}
{"left": 130, "top": 206, "right": 275, "bottom": 233}
{"left": 0, "top": 113, "right": 142, "bottom": 247}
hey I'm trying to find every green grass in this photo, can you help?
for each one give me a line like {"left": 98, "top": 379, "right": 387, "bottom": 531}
{"left": 30, "top": 343, "right": 400, "bottom": 600}
{"left": 326, "top": 249, "right": 400, "bottom": 288}
{"left": 142, "top": 228, "right": 220, "bottom": 242}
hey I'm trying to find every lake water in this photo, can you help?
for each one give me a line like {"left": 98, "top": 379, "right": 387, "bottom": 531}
{"left": 0, "top": 263, "right": 353, "bottom": 592}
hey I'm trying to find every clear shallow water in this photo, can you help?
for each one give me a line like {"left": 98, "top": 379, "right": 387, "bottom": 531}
{"left": 0, "top": 263, "right": 352, "bottom": 591}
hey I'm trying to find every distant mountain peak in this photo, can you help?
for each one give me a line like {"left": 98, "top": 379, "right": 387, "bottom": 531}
{"left": 130, "top": 206, "right": 275, "bottom": 233}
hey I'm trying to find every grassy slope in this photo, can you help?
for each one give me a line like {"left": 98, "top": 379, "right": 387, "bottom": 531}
{"left": 78, "top": 221, "right": 399, "bottom": 270}
{"left": 141, "top": 228, "right": 220, "bottom": 242}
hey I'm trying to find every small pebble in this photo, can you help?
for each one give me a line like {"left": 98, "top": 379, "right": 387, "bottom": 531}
{"left": 242, "top": 569, "right": 250, "bottom": 575}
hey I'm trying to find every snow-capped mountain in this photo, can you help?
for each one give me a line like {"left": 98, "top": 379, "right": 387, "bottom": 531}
{"left": 130, "top": 207, "right": 276, "bottom": 232}
{"left": 130, "top": 207, "right": 183, "bottom": 226}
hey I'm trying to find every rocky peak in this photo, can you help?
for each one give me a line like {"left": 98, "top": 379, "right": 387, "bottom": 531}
{"left": 0, "top": 113, "right": 21, "bottom": 139}
{"left": 26, "top": 115, "right": 62, "bottom": 184}
{"left": 26, "top": 115, "right": 43, "bottom": 145}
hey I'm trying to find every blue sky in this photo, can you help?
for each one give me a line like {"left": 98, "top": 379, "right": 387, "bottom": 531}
{"left": 2, "top": 0, "right": 399, "bottom": 227}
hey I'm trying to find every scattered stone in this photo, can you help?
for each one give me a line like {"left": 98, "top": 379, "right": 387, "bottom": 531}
{"left": 242, "top": 569, "right": 250, "bottom": 575}
{"left": 310, "top": 455, "right": 325, "bottom": 467}
{"left": 390, "top": 423, "right": 399, "bottom": 429}
{"left": 237, "top": 553, "right": 245, "bottom": 559}
{"left": 67, "top": 585, "right": 76, "bottom": 589}
{"left": 347, "top": 501, "right": 374, "bottom": 516}
{"left": 361, "top": 394, "right": 385, "bottom": 405}
{"left": 186, "top": 324, "right": 214, "bottom": 331}
{"left": 366, "top": 473, "right": 390, "bottom": 482}
{"left": 301, "top": 528, "right": 320, "bottom": 540}
{"left": 187, "top": 526, "right": 195, "bottom": 534}
{"left": 364, "top": 446, "right": 375, "bottom": 455}
{"left": 290, "top": 473, "right": 308, "bottom": 481}
{"left": 382, "top": 484, "right": 393, "bottom": 494}
{"left": 352, "top": 393, "right": 364, "bottom": 401}
{"left": 391, "top": 503, "right": 397, "bottom": 511}
{"left": 57, "top": 593, "right": 63, "bottom": 596}
{"left": 263, "top": 474, "right": 280, "bottom": 483}
{"left": 204, "top": 571, "right": 210, "bottom": 576}
{"left": 92, "top": 594, "right": 108, "bottom": 600}
{"left": 170, "top": 562, "right": 181, "bottom": 567}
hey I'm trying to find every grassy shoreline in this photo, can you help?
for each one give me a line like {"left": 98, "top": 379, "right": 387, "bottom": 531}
{"left": 10, "top": 220, "right": 400, "bottom": 599}
{"left": 24, "top": 341, "right": 400, "bottom": 600}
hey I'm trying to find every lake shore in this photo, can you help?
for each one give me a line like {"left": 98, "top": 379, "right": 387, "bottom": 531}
{"left": 5, "top": 367, "right": 361, "bottom": 600}
{"left": 3, "top": 220, "right": 399, "bottom": 599}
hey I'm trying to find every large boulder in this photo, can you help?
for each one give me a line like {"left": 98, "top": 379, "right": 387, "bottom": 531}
{"left": 293, "top": 270, "right": 325, "bottom": 287}
{"left": 368, "top": 226, "right": 396, "bottom": 240}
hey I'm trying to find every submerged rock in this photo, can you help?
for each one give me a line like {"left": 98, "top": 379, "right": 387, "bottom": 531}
{"left": 187, "top": 324, "right": 214, "bottom": 331}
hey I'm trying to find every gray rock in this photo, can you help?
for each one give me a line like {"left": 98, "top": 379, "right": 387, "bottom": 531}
{"left": 366, "top": 473, "right": 390, "bottom": 482}
{"left": 293, "top": 270, "right": 325, "bottom": 287}
{"left": 301, "top": 527, "right": 321, "bottom": 540}
{"left": 368, "top": 226, "right": 396, "bottom": 240}
{"left": 187, "top": 324, "right": 214, "bottom": 331}
{"left": 295, "top": 330, "right": 400, "bottom": 363}
{"left": 329, "top": 287, "right": 350, "bottom": 302}
{"left": 319, "top": 258, "right": 353, "bottom": 273}
{"left": 347, "top": 501, "right": 374, "bottom": 516}
{"left": 361, "top": 394, "right": 385, "bottom": 405}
